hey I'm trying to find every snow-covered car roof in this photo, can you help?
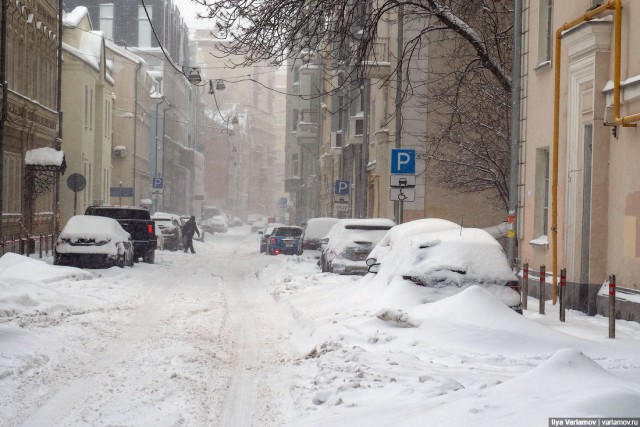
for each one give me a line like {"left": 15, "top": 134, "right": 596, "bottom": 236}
{"left": 151, "top": 212, "right": 182, "bottom": 221}
{"left": 368, "top": 218, "right": 460, "bottom": 263}
{"left": 371, "top": 227, "right": 517, "bottom": 287}
{"left": 59, "top": 215, "right": 131, "bottom": 242}
{"left": 302, "top": 217, "right": 340, "bottom": 241}
{"left": 325, "top": 218, "right": 395, "bottom": 255}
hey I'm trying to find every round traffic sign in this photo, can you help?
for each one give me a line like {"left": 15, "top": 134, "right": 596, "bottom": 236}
{"left": 67, "top": 173, "right": 86, "bottom": 192}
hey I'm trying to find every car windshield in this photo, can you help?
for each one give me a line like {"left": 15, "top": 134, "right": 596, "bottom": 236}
{"left": 344, "top": 225, "right": 393, "bottom": 231}
{"left": 275, "top": 228, "right": 302, "bottom": 237}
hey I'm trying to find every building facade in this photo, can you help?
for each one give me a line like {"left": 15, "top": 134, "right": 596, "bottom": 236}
{"left": 519, "top": 0, "right": 640, "bottom": 317}
{"left": 1, "top": 0, "right": 62, "bottom": 243}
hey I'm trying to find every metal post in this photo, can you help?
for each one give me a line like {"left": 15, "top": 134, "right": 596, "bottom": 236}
{"left": 609, "top": 274, "right": 616, "bottom": 339}
{"left": 539, "top": 265, "right": 546, "bottom": 314}
{"left": 522, "top": 263, "right": 528, "bottom": 310}
{"left": 559, "top": 267, "right": 566, "bottom": 322}
{"left": 394, "top": 2, "right": 404, "bottom": 222}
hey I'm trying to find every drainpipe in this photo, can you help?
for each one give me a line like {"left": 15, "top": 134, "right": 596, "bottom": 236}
{"left": 132, "top": 61, "right": 141, "bottom": 206}
{"left": 551, "top": 0, "right": 630, "bottom": 304}
{"left": 507, "top": 0, "right": 523, "bottom": 268}
{"left": 56, "top": 0, "right": 63, "bottom": 235}
{"left": 0, "top": 0, "right": 7, "bottom": 241}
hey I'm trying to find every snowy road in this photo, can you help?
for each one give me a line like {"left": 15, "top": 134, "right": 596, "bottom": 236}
{"left": 2, "top": 227, "right": 293, "bottom": 426}
{"left": 3, "top": 225, "right": 640, "bottom": 426}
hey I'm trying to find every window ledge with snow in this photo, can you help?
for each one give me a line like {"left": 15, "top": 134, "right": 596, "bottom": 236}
{"left": 529, "top": 235, "right": 549, "bottom": 248}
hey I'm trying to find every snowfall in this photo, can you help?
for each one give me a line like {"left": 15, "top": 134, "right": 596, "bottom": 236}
{"left": 1, "top": 225, "right": 640, "bottom": 427}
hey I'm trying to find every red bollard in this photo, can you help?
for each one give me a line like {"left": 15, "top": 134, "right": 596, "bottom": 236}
{"left": 539, "top": 265, "right": 546, "bottom": 314}
{"left": 559, "top": 268, "right": 566, "bottom": 322}
{"left": 609, "top": 274, "right": 616, "bottom": 339}
{"left": 522, "top": 263, "right": 529, "bottom": 311}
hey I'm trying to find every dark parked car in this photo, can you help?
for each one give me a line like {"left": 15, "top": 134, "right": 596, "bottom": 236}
{"left": 259, "top": 223, "right": 283, "bottom": 253}
{"left": 268, "top": 226, "right": 303, "bottom": 255}
{"left": 54, "top": 215, "right": 134, "bottom": 268}
{"left": 84, "top": 206, "right": 157, "bottom": 263}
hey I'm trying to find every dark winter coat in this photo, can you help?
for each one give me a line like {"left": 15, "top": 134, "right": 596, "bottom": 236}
{"left": 182, "top": 218, "right": 200, "bottom": 239}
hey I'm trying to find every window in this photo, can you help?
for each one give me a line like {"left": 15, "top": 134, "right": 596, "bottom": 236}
{"left": 537, "top": 0, "right": 553, "bottom": 65}
{"left": 84, "top": 86, "right": 89, "bottom": 128}
{"left": 100, "top": 4, "right": 114, "bottom": 41}
{"left": 292, "top": 153, "right": 299, "bottom": 176}
{"left": 535, "top": 148, "right": 550, "bottom": 237}
{"left": 3, "top": 153, "right": 22, "bottom": 213}
{"left": 138, "top": 5, "right": 153, "bottom": 47}
{"left": 292, "top": 109, "right": 299, "bottom": 131}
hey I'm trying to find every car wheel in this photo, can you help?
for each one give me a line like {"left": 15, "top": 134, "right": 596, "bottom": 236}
{"left": 128, "top": 252, "right": 134, "bottom": 267}
{"left": 117, "top": 254, "right": 126, "bottom": 268}
{"left": 145, "top": 250, "right": 155, "bottom": 264}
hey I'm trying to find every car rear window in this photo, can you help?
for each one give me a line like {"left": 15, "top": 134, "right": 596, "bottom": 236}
{"left": 88, "top": 207, "right": 150, "bottom": 220}
{"left": 344, "top": 225, "right": 393, "bottom": 231}
{"left": 275, "top": 228, "right": 302, "bottom": 237}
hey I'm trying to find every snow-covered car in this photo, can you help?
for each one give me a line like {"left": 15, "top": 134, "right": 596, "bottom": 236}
{"left": 251, "top": 217, "right": 269, "bottom": 232}
{"left": 54, "top": 215, "right": 134, "bottom": 268}
{"left": 366, "top": 218, "right": 461, "bottom": 267}
{"left": 201, "top": 215, "right": 228, "bottom": 233}
{"left": 259, "top": 223, "right": 284, "bottom": 253}
{"left": 320, "top": 218, "right": 395, "bottom": 275}
{"left": 154, "top": 224, "right": 165, "bottom": 251}
{"left": 301, "top": 217, "right": 339, "bottom": 251}
{"left": 366, "top": 227, "right": 522, "bottom": 312}
{"left": 151, "top": 212, "right": 183, "bottom": 251}
{"left": 268, "top": 226, "right": 303, "bottom": 255}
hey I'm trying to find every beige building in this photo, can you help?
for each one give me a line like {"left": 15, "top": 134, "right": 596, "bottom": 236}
{"left": 520, "top": 0, "right": 640, "bottom": 315}
{"left": 60, "top": 7, "right": 114, "bottom": 222}
{"left": 105, "top": 40, "right": 153, "bottom": 208}
{"left": 1, "top": 0, "right": 61, "bottom": 242}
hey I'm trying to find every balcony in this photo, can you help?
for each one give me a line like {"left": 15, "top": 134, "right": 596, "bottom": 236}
{"left": 297, "top": 109, "right": 320, "bottom": 143}
{"left": 363, "top": 37, "right": 391, "bottom": 78}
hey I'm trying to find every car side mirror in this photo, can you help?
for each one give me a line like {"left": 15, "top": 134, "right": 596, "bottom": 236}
{"left": 366, "top": 257, "right": 377, "bottom": 266}
{"left": 320, "top": 237, "right": 329, "bottom": 245}
{"left": 258, "top": 231, "right": 264, "bottom": 234}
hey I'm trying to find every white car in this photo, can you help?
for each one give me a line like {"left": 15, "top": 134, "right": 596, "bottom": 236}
{"left": 366, "top": 227, "right": 522, "bottom": 312}
{"left": 151, "top": 212, "right": 184, "bottom": 251}
{"left": 54, "top": 215, "right": 134, "bottom": 268}
{"left": 201, "top": 215, "right": 229, "bottom": 233}
{"left": 320, "top": 218, "right": 396, "bottom": 275}
{"left": 366, "top": 218, "right": 460, "bottom": 267}
{"left": 302, "top": 217, "right": 340, "bottom": 251}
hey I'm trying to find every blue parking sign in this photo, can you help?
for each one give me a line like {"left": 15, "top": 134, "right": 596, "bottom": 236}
{"left": 335, "top": 180, "right": 350, "bottom": 195}
{"left": 152, "top": 177, "right": 164, "bottom": 189}
{"left": 391, "top": 149, "right": 416, "bottom": 174}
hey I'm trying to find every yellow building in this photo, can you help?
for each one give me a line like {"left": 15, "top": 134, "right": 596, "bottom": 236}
{"left": 520, "top": 0, "right": 640, "bottom": 317}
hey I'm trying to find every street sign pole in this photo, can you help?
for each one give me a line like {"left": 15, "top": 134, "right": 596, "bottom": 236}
{"left": 390, "top": 149, "right": 415, "bottom": 224}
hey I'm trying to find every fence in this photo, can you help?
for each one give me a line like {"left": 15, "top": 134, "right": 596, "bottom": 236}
{"left": 1, "top": 234, "right": 56, "bottom": 259}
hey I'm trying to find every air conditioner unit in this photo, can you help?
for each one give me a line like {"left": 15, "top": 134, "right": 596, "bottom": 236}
{"left": 113, "top": 146, "right": 127, "bottom": 158}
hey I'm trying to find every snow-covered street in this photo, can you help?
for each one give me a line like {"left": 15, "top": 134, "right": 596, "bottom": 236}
{"left": 2, "top": 226, "right": 640, "bottom": 426}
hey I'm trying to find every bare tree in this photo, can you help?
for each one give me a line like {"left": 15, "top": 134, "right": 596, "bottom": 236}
{"left": 193, "top": 0, "right": 513, "bottom": 207}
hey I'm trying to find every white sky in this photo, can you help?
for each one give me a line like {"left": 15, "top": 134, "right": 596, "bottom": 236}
{"left": 2, "top": 226, "right": 640, "bottom": 425}
{"left": 174, "top": 0, "right": 214, "bottom": 30}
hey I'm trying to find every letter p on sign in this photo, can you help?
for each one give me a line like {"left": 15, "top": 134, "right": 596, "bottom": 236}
{"left": 391, "top": 149, "right": 416, "bottom": 174}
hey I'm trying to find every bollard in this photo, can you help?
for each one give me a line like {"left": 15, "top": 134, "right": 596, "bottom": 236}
{"left": 609, "top": 274, "right": 616, "bottom": 339}
{"left": 39, "top": 235, "right": 43, "bottom": 259}
{"left": 522, "top": 263, "right": 529, "bottom": 311}
{"left": 539, "top": 265, "right": 546, "bottom": 314}
{"left": 559, "top": 268, "right": 566, "bottom": 322}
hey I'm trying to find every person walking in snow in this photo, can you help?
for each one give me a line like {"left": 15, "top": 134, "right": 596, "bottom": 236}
{"left": 182, "top": 216, "right": 200, "bottom": 254}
